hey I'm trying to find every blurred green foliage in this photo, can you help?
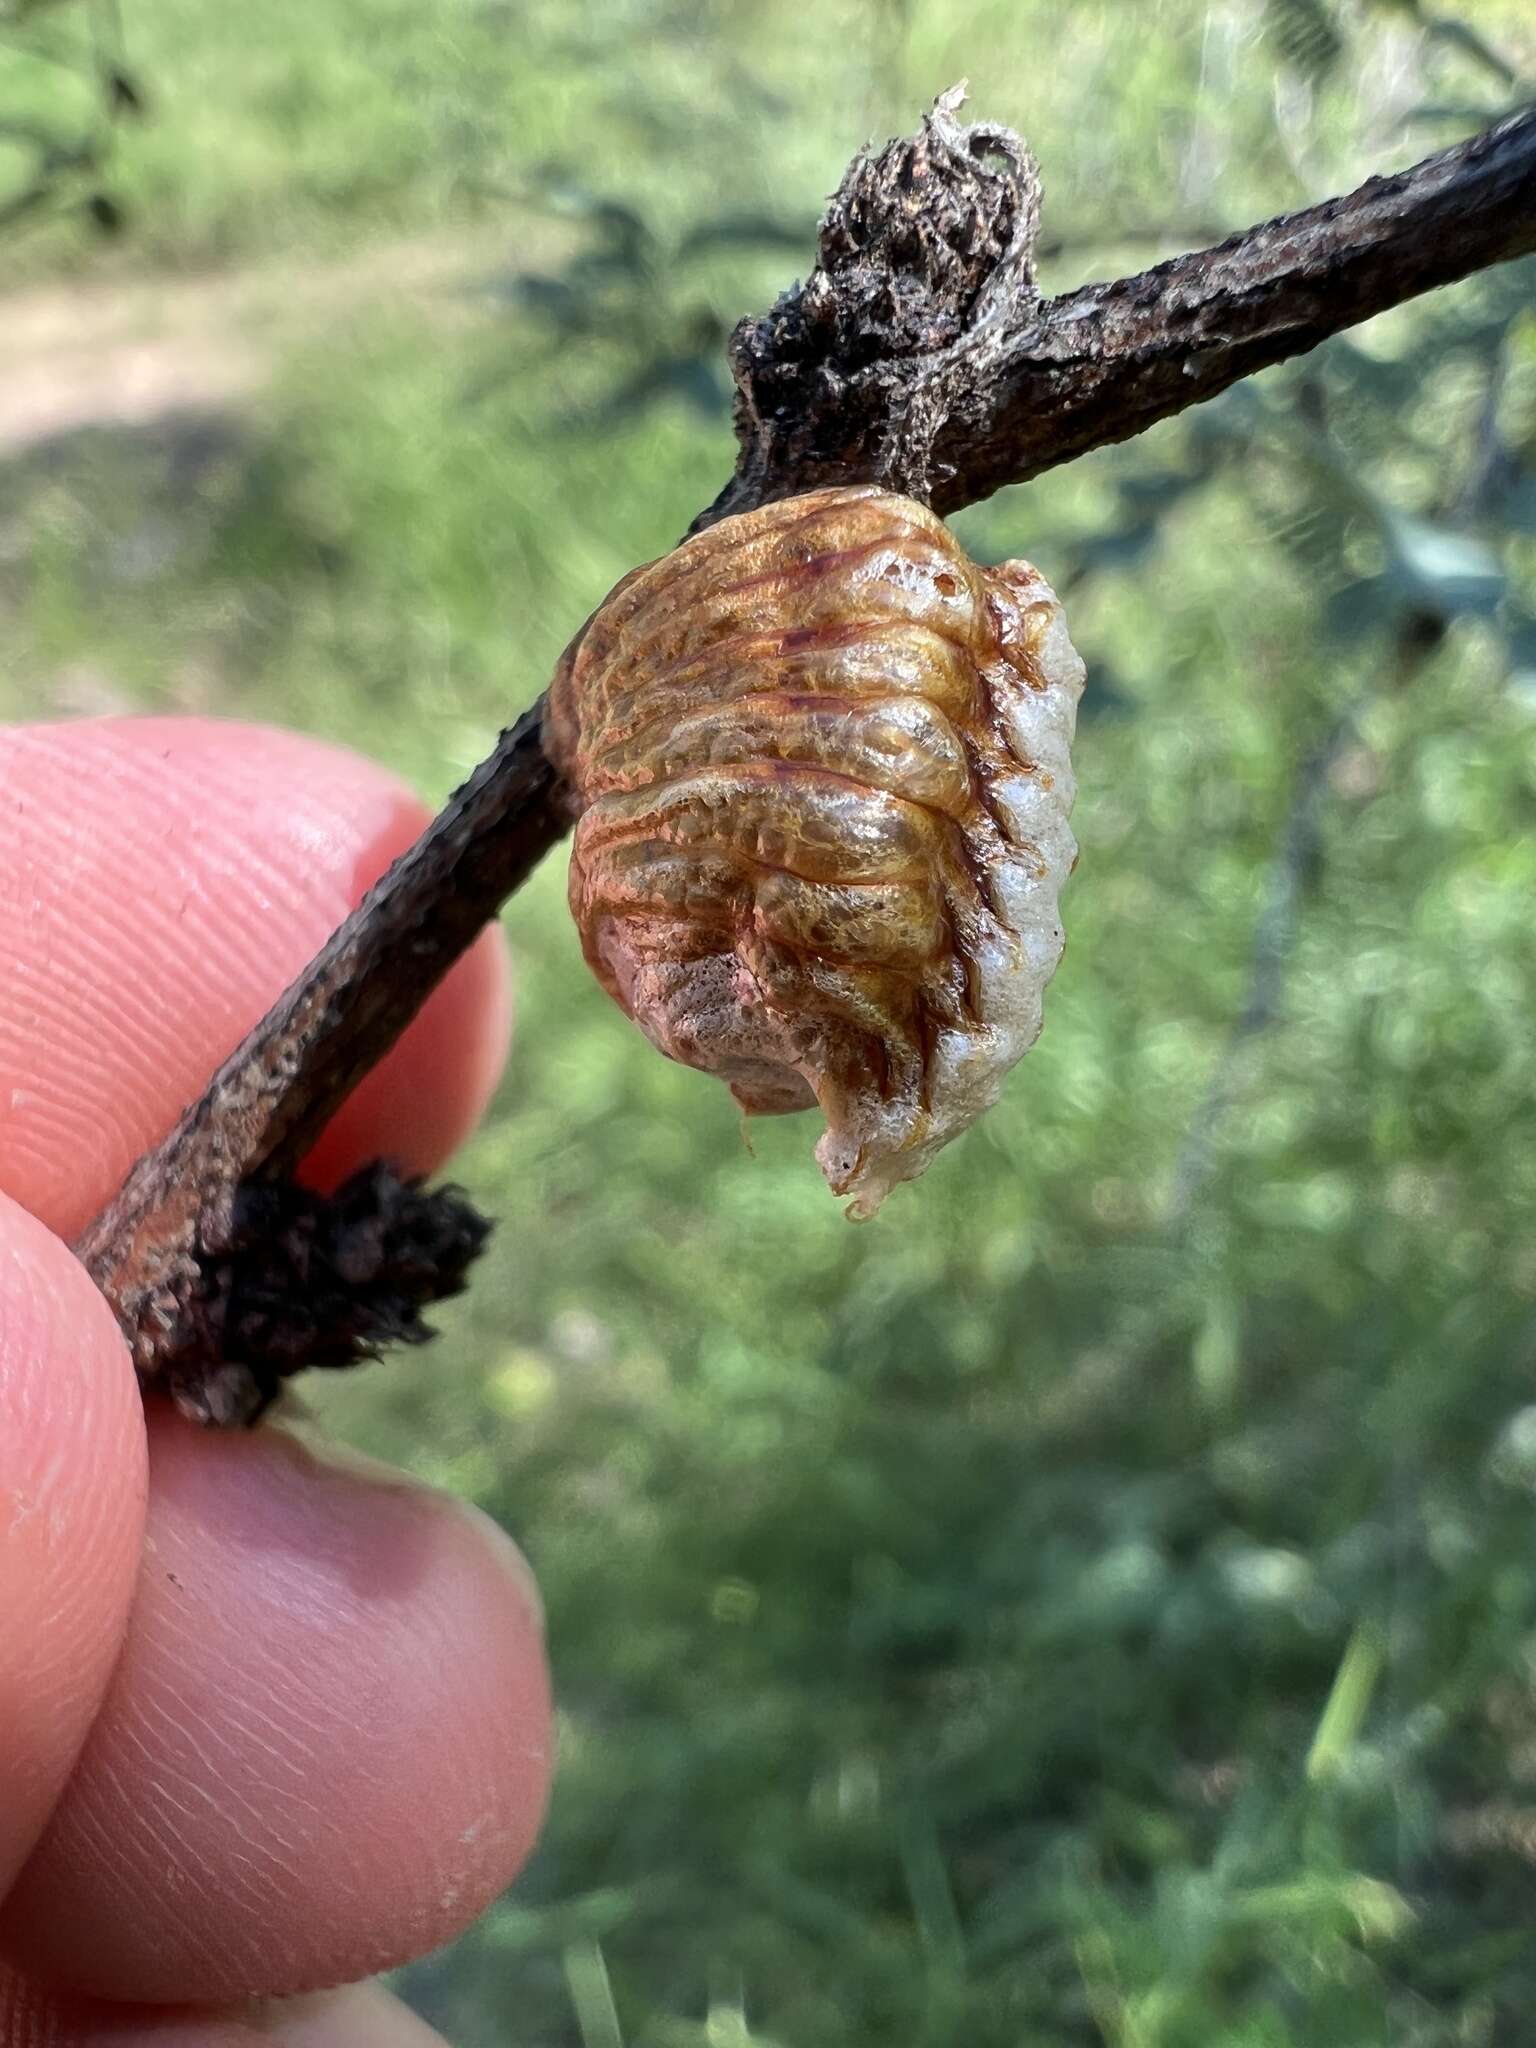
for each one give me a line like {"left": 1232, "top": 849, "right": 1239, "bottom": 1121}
{"left": 4, "top": 0, "right": 1536, "bottom": 2042}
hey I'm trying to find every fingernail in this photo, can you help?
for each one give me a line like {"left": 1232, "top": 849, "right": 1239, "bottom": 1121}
{"left": 272, "top": 1421, "right": 544, "bottom": 1634}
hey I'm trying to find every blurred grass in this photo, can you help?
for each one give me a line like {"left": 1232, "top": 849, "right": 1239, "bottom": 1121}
{"left": 1, "top": 0, "right": 1529, "bottom": 277}
{"left": 5, "top": 1, "right": 1536, "bottom": 2043}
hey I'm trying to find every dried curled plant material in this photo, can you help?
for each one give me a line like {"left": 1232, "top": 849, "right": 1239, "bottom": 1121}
{"left": 544, "top": 485, "right": 1085, "bottom": 1217}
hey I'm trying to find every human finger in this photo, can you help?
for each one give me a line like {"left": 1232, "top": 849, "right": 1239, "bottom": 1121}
{"left": 0, "top": 1194, "right": 145, "bottom": 1898}
{"left": 0, "top": 717, "right": 512, "bottom": 1241}
{"left": 0, "top": 1408, "right": 550, "bottom": 2006}
{"left": 0, "top": 1967, "right": 450, "bottom": 2045}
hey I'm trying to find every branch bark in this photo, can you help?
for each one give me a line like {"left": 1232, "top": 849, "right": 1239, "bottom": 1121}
{"left": 76, "top": 706, "right": 558, "bottom": 1421}
{"left": 79, "top": 90, "right": 1536, "bottom": 1420}
{"left": 705, "top": 97, "right": 1536, "bottom": 524}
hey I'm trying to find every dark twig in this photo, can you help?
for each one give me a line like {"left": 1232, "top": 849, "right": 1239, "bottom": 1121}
{"left": 79, "top": 90, "right": 1536, "bottom": 1420}
{"left": 75, "top": 707, "right": 561, "bottom": 1415}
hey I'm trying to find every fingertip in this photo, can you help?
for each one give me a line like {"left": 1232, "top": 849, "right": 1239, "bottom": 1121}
{"left": 2, "top": 1411, "right": 551, "bottom": 2005}
{"left": 0, "top": 719, "right": 514, "bottom": 1235}
{"left": 0, "top": 1968, "right": 449, "bottom": 2046}
{"left": 269, "top": 1983, "right": 453, "bottom": 2047}
{"left": 0, "top": 1195, "right": 146, "bottom": 1897}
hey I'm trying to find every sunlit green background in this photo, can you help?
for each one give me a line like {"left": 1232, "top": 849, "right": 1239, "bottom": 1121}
{"left": 4, "top": 2, "right": 1536, "bottom": 2041}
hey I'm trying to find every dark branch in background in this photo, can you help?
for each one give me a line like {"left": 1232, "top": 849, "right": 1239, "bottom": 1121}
{"left": 1165, "top": 607, "right": 1452, "bottom": 1227}
{"left": 1165, "top": 704, "right": 1359, "bottom": 1226}
{"left": 78, "top": 88, "right": 1536, "bottom": 1423}
{"left": 1168, "top": 340, "right": 1515, "bottom": 1226}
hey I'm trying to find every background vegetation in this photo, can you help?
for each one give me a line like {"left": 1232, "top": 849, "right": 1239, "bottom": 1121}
{"left": 4, "top": 1, "right": 1536, "bottom": 2041}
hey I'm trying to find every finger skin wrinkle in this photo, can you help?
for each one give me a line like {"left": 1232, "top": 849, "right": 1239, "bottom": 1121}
{"left": 2, "top": 1421, "right": 551, "bottom": 2005}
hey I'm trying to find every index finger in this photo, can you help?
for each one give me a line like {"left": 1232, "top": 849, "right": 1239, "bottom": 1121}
{"left": 0, "top": 1194, "right": 146, "bottom": 1898}
{"left": 0, "top": 717, "right": 513, "bottom": 1240}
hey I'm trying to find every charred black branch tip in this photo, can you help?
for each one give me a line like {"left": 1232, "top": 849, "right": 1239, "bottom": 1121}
{"left": 817, "top": 82, "right": 1042, "bottom": 321}
{"left": 702, "top": 86, "right": 1049, "bottom": 528}
{"left": 164, "top": 1163, "right": 492, "bottom": 1428}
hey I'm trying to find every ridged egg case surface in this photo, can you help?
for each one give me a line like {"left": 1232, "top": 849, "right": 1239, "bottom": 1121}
{"left": 544, "top": 485, "right": 1086, "bottom": 1217}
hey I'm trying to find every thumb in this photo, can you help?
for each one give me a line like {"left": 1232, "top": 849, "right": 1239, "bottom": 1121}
{"left": 0, "top": 1194, "right": 147, "bottom": 1898}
